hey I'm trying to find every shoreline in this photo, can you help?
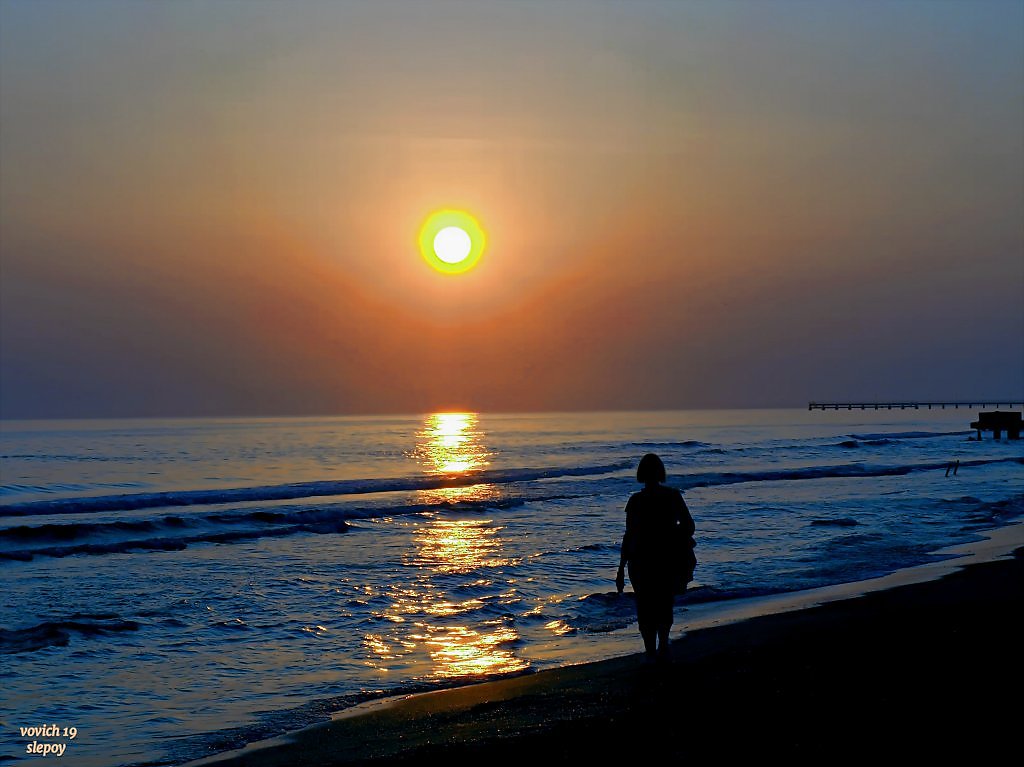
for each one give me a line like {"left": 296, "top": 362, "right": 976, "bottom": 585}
{"left": 185, "top": 520, "right": 1024, "bottom": 765}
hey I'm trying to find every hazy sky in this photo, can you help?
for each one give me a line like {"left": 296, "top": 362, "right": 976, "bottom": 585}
{"left": 1, "top": 0, "right": 1022, "bottom": 418}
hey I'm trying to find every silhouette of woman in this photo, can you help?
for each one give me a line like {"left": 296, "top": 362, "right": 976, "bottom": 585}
{"left": 616, "top": 453, "right": 695, "bottom": 661}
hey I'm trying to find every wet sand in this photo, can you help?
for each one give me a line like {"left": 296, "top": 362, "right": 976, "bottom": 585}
{"left": 188, "top": 525, "right": 1023, "bottom": 765}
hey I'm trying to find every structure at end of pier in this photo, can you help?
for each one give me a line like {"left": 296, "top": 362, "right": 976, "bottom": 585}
{"left": 970, "top": 411, "right": 1022, "bottom": 440}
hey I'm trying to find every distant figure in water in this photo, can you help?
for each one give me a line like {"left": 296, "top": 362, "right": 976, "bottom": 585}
{"left": 616, "top": 453, "right": 696, "bottom": 662}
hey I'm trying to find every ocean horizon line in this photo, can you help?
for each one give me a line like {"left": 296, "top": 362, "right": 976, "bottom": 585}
{"left": 6, "top": 402, "right": 1020, "bottom": 425}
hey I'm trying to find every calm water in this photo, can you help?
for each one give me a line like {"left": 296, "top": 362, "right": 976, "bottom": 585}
{"left": 1, "top": 409, "right": 1021, "bottom": 766}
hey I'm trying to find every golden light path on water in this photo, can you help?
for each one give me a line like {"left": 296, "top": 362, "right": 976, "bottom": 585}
{"left": 421, "top": 412, "right": 489, "bottom": 475}
{"left": 362, "top": 413, "right": 529, "bottom": 679}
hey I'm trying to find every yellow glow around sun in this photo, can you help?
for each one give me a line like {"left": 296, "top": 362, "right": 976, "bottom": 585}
{"left": 419, "top": 210, "right": 486, "bottom": 274}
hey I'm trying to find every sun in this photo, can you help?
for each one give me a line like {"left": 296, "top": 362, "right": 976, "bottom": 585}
{"left": 419, "top": 209, "right": 486, "bottom": 274}
{"left": 434, "top": 226, "right": 472, "bottom": 264}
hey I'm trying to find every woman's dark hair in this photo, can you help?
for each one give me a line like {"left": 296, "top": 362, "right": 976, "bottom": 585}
{"left": 636, "top": 453, "right": 666, "bottom": 484}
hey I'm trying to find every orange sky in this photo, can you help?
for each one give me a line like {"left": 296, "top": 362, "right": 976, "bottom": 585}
{"left": 1, "top": 1, "right": 1022, "bottom": 417}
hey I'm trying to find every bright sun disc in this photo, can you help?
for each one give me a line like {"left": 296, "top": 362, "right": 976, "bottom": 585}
{"left": 419, "top": 210, "right": 486, "bottom": 274}
{"left": 433, "top": 226, "right": 472, "bottom": 264}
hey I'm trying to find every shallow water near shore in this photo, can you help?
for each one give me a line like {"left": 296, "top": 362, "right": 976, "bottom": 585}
{"left": 2, "top": 409, "right": 1022, "bottom": 766}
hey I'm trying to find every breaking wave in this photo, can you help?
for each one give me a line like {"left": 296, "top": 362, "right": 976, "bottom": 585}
{"left": 1, "top": 616, "right": 140, "bottom": 654}
{"left": 3, "top": 458, "right": 1019, "bottom": 563}
{"left": 847, "top": 430, "right": 971, "bottom": 441}
{"left": 0, "top": 462, "right": 631, "bottom": 518}
{"left": 677, "top": 456, "right": 1022, "bottom": 491}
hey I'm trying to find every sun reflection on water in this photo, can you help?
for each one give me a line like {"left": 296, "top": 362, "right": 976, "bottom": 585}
{"left": 415, "top": 412, "right": 490, "bottom": 474}
{"left": 361, "top": 412, "right": 528, "bottom": 679}
{"left": 410, "top": 412, "right": 498, "bottom": 504}
{"left": 413, "top": 518, "right": 512, "bottom": 574}
{"left": 421, "top": 622, "right": 525, "bottom": 678}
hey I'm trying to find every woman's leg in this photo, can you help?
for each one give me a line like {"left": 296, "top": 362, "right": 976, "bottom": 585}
{"left": 656, "top": 589, "right": 674, "bottom": 656}
{"left": 634, "top": 591, "right": 657, "bottom": 656}
{"left": 629, "top": 569, "right": 657, "bottom": 656}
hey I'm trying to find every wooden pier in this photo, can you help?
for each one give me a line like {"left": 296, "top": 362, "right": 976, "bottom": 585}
{"left": 808, "top": 401, "right": 1024, "bottom": 411}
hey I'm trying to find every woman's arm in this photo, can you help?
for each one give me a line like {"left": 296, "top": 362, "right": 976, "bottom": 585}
{"left": 616, "top": 533, "right": 628, "bottom": 593}
{"left": 678, "top": 492, "right": 695, "bottom": 538}
{"left": 620, "top": 495, "right": 637, "bottom": 566}
{"left": 616, "top": 498, "right": 634, "bottom": 592}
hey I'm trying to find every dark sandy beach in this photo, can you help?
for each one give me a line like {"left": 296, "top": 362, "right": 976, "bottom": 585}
{"left": 189, "top": 527, "right": 1023, "bottom": 766}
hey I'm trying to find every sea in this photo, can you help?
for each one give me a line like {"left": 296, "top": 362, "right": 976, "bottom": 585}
{"left": 1, "top": 409, "right": 1022, "bottom": 766}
